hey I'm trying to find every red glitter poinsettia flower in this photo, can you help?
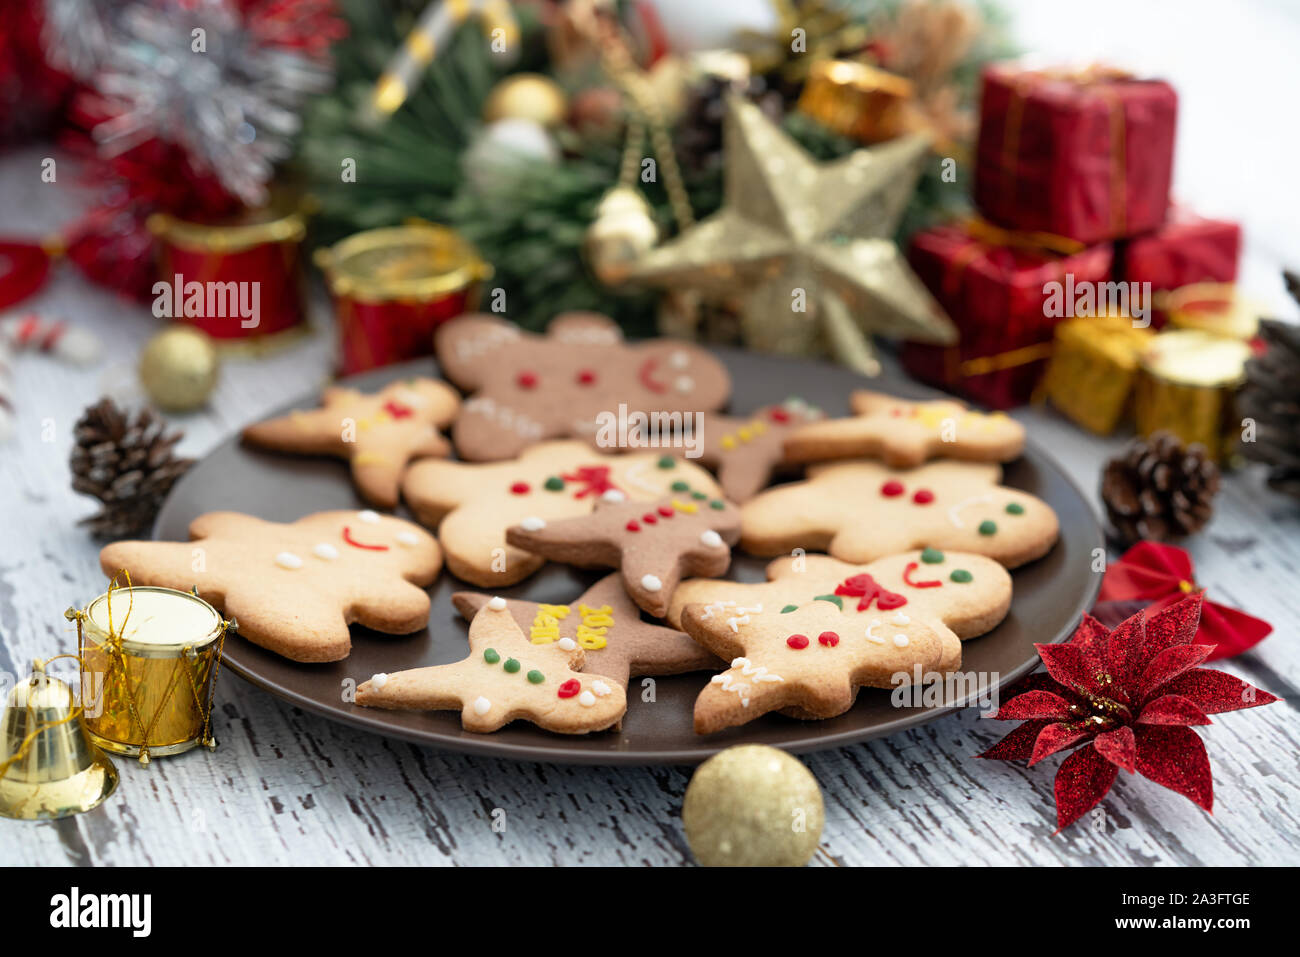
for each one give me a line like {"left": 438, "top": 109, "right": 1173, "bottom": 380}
{"left": 979, "top": 594, "right": 1279, "bottom": 831}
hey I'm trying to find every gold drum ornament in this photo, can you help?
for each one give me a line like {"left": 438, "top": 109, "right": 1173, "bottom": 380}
{"left": 71, "top": 584, "right": 232, "bottom": 765}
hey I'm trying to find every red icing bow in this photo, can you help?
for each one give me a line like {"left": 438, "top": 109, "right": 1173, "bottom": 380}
{"left": 979, "top": 594, "right": 1279, "bottom": 832}
{"left": 1095, "top": 542, "right": 1272, "bottom": 661}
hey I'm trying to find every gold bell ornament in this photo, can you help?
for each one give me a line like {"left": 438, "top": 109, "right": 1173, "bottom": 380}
{"left": 0, "top": 659, "right": 119, "bottom": 820}
{"left": 584, "top": 185, "right": 660, "bottom": 286}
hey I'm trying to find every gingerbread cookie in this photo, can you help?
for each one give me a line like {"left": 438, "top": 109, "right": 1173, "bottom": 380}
{"left": 784, "top": 390, "right": 1025, "bottom": 467}
{"left": 740, "top": 460, "right": 1058, "bottom": 568}
{"left": 452, "top": 573, "right": 719, "bottom": 691}
{"left": 673, "top": 551, "right": 1012, "bottom": 733}
{"left": 355, "top": 598, "right": 627, "bottom": 734}
{"left": 683, "top": 399, "right": 825, "bottom": 502}
{"left": 402, "top": 440, "right": 722, "bottom": 587}
{"left": 241, "top": 378, "right": 460, "bottom": 508}
{"left": 505, "top": 489, "right": 742, "bottom": 618}
{"left": 435, "top": 312, "right": 731, "bottom": 461}
{"left": 99, "top": 510, "right": 441, "bottom": 662}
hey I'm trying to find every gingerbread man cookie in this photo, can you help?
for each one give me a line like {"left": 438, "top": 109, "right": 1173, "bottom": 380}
{"left": 402, "top": 440, "right": 722, "bottom": 587}
{"left": 783, "top": 390, "right": 1025, "bottom": 467}
{"left": 241, "top": 378, "right": 460, "bottom": 508}
{"left": 355, "top": 598, "right": 627, "bottom": 734}
{"left": 505, "top": 489, "right": 741, "bottom": 618}
{"left": 435, "top": 312, "right": 731, "bottom": 461}
{"left": 452, "top": 573, "right": 720, "bottom": 692}
{"left": 740, "top": 460, "right": 1059, "bottom": 568}
{"left": 673, "top": 551, "right": 1012, "bottom": 733}
{"left": 99, "top": 510, "right": 441, "bottom": 662}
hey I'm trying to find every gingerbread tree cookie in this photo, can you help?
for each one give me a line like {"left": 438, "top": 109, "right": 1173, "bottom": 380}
{"left": 505, "top": 489, "right": 741, "bottom": 617}
{"left": 242, "top": 378, "right": 460, "bottom": 508}
{"left": 435, "top": 312, "right": 732, "bottom": 461}
{"left": 452, "top": 573, "right": 719, "bottom": 691}
{"left": 355, "top": 598, "right": 627, "bottom": 734}
{"left": 673, "top": 551, "right": 1012, "bottom": 733}
{"left": 99, "top": 510, "right": 442, "bottom": 662}
{"left": 740, "top": 460, "right": 1059, "bottom": 568}
{"left": 402, "top": 440, "right": 722, "bottom": 587}
{"left": 783, "top": 389, "right": 1025, "bottom": 467}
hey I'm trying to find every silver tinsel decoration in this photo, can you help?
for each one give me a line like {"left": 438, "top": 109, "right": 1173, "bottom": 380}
{"left": 41, "top": 0, "right": 334, "bottom": 205}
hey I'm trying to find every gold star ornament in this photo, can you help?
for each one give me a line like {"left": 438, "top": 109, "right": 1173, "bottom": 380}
{"left": 631, "top": 97, "right": 956, "bottom": 374}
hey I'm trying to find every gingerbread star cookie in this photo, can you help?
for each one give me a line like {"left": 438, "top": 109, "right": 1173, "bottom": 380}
{"left": 680, "top": 398, "right": 825, "bottom": 502}
{"left": 673, "top": 551, "right": 1012, "bottom": 733}
{"left": 740, "top": 460, "right": 1059, "bottom": 568}
{"left": 452, "top": 574, "right": 720, "bottom": 691}
{"left": 505, "top": 490, "right": 741, "bottom": 618}
{"left": 241, "top": 378, "right": 460, "bottom": 508}
{"left": 402, "top": 440, "right": 723, "bottom": 587}
{"left": 355, "top": 598, "right": 627, "bottom": 734}
{"left": 783, "top": 389, "right": 1025, "bottom": 467}
{"left": 435, "top": 311, "right": 731, "bottom": 461}
{"left": 99, "top": 510, "right": 441, "bottom": 662}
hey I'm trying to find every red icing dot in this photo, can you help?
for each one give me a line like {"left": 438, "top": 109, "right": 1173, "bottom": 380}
{"left": 881, "top": 480, "right": 905, "bottom": 497}
{"left": 769, "top": 407, "right": 791, "bottom": 423}
{"left": 509, "top": 482, "right": 530, "bottom": 495}
{"left": 382, "top": 400, "right": 414, "bottom": 419}
{"left": 557, "top": 679, "right": 580, "bottom": 699}
{"left": 576, "top": 369, "right": 597, "bottom": 385}
{"left": 642, "top": 513, "right": 657, "bottom": 524}
{"left": 626, "top": 520, "right": 640, "bottom": 532}
{"left": 516, "top": 371, "right": 538, "bottom": 389}
{"left": 818, "top": 631, "right": 840, "bottom": 647}
{"left": 912, "top": 489, "right": 935, "bottom": 505}
{"left": 786, "top": 634, "right": 809, "bottom": 650}
{"left": 657, "top": 505, "right": 674, "bottom": 518}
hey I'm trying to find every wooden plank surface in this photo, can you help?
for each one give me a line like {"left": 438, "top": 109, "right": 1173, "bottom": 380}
{"left": 1, "top": 148, "right": 1297, "bottom": 867}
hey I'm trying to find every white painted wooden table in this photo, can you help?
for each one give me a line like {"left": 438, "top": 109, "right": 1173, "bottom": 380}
{"left": 3, "top": 126, "right": 1298, "bottom": 865}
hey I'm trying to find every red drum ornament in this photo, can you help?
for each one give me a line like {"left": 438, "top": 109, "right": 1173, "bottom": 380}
{"left": 147, "top": 203, "right": 309, "bottom": 343}
{"left": 315, "top": 224, "right": 491, "bottom": 376}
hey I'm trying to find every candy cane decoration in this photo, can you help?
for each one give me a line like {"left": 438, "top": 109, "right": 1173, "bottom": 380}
{"left": 1, "top": 314, "right": 100, "bottom": 365}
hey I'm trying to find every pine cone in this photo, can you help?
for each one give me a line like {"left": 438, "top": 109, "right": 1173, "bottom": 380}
{"left": 676, "top": 74, "right": 784, "bottom": 178}
{"left": 1101, "top": 431, "right": 1220, "bottom": 544}
{"left": 1237, "top": 272, "right": 1300, "bottom": 499}
{"left": 70, "top": 398, "right": 193, "bottom": 539}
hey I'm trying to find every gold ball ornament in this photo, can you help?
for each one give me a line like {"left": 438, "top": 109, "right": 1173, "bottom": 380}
{"left": 139, "top": 326, "right": 219, "bottom": 412}
{"left": 483, "top": 73, "right": 568, "bottom": 127}
{"left": 682, "top": 744, "right": 824, "bottom": 867}
{"left": 584, "top": 186, "right": 659, "bottom": 287}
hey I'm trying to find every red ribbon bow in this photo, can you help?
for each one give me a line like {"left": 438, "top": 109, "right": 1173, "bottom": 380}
{"left": 1096, "top": 542, "right": 1271, "bottom": 661}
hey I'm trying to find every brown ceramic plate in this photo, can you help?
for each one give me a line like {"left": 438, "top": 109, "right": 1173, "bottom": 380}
{"left": 153, "top": 351, "right": 1102, "bottom": 765}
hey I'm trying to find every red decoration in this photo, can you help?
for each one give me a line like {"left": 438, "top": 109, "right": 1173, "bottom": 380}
{"left": 881, "top": 480, "right": 905, "bottom": 497}
{"left": 509, "top": 482, "right": 530, "bottom": 495}
{"left": 626, "top": 520, "right": 640, "bottom": 532}
{"left": 657, "top": 505, "right": 674, "bottom": 518}
{"left": 342, "top": 527, "right": 388, "bottom": 551}
{"left": 382, "top": 401, "right": 414, "bottom": 419}
{"left": 576, "top": 369, "right": 597, "bottom": 385}
{"left": 902, "top": 222, "right": 1113, "bottom": 409}
{"left": 517, "top": 372, "right": 538, "bottom": 389}
{"left": 1120, "top": 209, "right": 1241, "bottom": 326}
{"left": 835, "top": 574, "right": 907, "bottom": 611}
{"left": 557, "top": 679, "right": 581, "bottom": 699}
{"left": 786, "top": 634, "right": 809, "bottom": 650}
{"left": 979, "top": 594, "right": 1278, "bottom": 831}
{"left": 1095, "top": 542, "right": 1272, "bottom": 661}
{"left": 912, "top": 489, "right": 934, "bottom": 504}
{"left": 974, "top": 65, "right": 1177, "bottom": 243}
{"left": 560, "top": 466, "right": 618, "bottom": 499}
{"left": 902, "top": 562, "right": 942, "bottom": 589}
{"left": 818, "top": 631, "right": 840, "bottom": 647}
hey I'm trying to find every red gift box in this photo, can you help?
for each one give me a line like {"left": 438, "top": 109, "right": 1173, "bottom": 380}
{"left": 1120, "top": 209, "right": 1240, "bottom": 325}
{"left": 901, "top": 221, "right": 1114, "bottom": 409}
{"left": 974, "top": 64, "right": 1177, "bottom": 244}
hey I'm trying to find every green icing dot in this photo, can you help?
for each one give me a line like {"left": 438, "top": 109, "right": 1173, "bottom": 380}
{"left": 483, "top": 649, "right": 500, "bottom": 664}
{"left": 691, "top": 490, "right": 708, "bottom": 500}
{"left": 544, "top": 476, "right": 565, "bottom": 491}
{"left": 920, "top": 547, "right": 945, "bottom": 564}
{"left": 781, "top": 604, "right": 798, "bottom": 614}
{"left": 526, "top": 669, "right": 545, "bottom": 684}
{"left": 813, "top": 594, "right": 844, "bottom": 609}
{"left": 709, "top": 499, "right": 725, "bottom": 510}
{"left": 671, "top": 480, "right": 689, "bottom": 492}
{"left": 1005, "top": 502, "right": 1025, "bottom": 515}
{"left": 657, "top": 456, "right": 675, "bottom": 469}
{"left": 503, "top": 658, "right": 521, "bottom": 673}
{"left": 950, "top": 569, "right": 973, "bottom": 583}
{"left": 978, "top": 520, "right": 998, "bottom": 536}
